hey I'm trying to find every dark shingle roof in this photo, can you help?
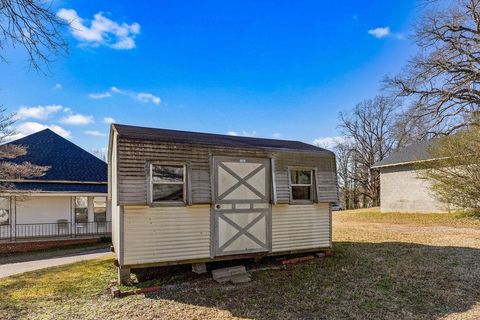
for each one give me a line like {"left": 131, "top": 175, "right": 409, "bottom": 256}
{"left": 2, "top": 129, "right": 107, "bottom": 183}
{"left": 11, "top": 182, "right": 107, "bottom": 193}
{"left": 113, "top": 124, "right": 331, "bottom": 154}
{"left": 372, "top": 140, "right": 436, "bottom": 168}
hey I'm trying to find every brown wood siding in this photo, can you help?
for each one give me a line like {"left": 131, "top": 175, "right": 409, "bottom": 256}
{"left": 116, "top": 137, "right": 338, "bottom": 205}
{"left": 274, "top": 153, "right": 338, "bottom": 203}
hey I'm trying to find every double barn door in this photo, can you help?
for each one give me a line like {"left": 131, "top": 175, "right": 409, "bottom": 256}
{"left": 212, "top": 156, "right": 271, "bottom": 257}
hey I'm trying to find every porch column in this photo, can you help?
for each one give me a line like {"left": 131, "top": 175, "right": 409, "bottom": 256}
{"left": 71, "top": 196, "right": 75, "bottom": 238}
{"left": 87, "top": 197, "right": 94, "bottom": 223}
{"left": 10, "top": 196, "right": 16, "bottom": 241}
{"left": 106, "top": 200, "right": 111, "bottom": 222}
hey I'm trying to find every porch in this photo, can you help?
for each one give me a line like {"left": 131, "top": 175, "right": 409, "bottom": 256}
{"left": 0, "top": 194, "right": 111, "bottom": 243}
{"left": 0, "top": 221, "right": 111, "bottom": 242}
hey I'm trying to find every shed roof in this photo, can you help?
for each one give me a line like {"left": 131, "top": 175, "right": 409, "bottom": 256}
{"left": 113, "top": 124, "right": 331, "bottom": 154}
{"left": 372, "top": 140, "right": 436, "bottom": 168}
{"left": 1, "top": 129, "right": 107, "bottom": 185}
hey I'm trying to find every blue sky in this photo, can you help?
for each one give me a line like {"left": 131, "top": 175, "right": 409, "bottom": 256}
{"left": 0, "top": 0, "right": 420, "bottom": 156}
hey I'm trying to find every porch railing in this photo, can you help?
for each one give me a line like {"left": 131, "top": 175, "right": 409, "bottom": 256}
{"left": 0, "top": 221, "right": 111, "bottom": 241}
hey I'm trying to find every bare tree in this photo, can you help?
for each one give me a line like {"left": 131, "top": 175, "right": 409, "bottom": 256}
{"left": 334, "top": 141, "right": 361, "bottom": 210}
{"left": 0, "top": 108, "right": 48, "bottom": 191}
{"left": 0, "top": 0, "right": 67, "bottom": 70}
{"left": 386, "top": 0, "right": 480, "bottom": 136}
{"left": 338, "top": 96, "right": 400, "bottom": 207}
{"left": 416, "top": 121, "right": 480, "bottom": 214}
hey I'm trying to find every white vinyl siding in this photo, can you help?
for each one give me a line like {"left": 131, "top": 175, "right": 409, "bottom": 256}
{"left": 272, "top": 203, "right": 331, "bottom": 252}
{"left": 122, "top": 205, "right": 210, "bottom": 265}
{"left": 15, "top": 196, "right": 71, "bottom": 224}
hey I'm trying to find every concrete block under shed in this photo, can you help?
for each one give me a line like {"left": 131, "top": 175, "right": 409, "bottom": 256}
{"left": 212, "top": 265, "right": 250, "bottom": 283}
{"left": 191, "top": 263, "right": 207, "bottom": 274}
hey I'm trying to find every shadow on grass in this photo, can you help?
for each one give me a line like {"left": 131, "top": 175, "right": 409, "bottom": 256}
{"left": 137, "top": 241, "right": 480, "bottom": 320}
{"left": 0, "top": 243, "right": 111, "bottom": 265}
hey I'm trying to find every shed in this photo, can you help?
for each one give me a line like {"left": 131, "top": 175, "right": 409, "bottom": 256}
{"left": 109, "top": 124, "right": 338, "bottom": 283}
{"left": 372, "top": 140, "right": 448, "bottom": 213}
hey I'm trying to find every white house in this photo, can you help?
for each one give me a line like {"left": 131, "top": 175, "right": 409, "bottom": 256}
{"left": 0, "top": 129, "right": 109, "bottom": 242}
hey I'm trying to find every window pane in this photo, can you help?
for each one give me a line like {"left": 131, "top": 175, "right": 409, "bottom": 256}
{"left": 94, "top": 197, "right": 107, "bottom": 222}
{"left": 75, "top": 196, "right": 88, "bottom": 208}
{"left": 0, "top": 197, "right": 9, "bottom": 225}
{"left": 292, "top": 186, "right": 311, "bottom": 200}
{"left": 0, "top": 197, "right": 9, "bottom": 210}
{"left": 75, "top": 196, "right": 88, "bottom": 223}
{"left": 153, "top": 184, "right": 184, "bottom": 202}
{"left": 290, "top": 170, "right": 311, "bottom": 184}
{"left": 152, "top": 165, "right": 184, "bottom": 183}
{"left": 0, "top": 209, "right": 8, "bottom": 225}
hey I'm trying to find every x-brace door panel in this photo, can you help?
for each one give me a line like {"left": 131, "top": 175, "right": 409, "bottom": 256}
{"left": 212, "top": 156, "right": 271, "bottom": 257}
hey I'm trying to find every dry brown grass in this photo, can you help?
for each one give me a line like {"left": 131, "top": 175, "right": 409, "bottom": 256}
{"left": 0, "top": 209, "right": 479, "bottom": 319}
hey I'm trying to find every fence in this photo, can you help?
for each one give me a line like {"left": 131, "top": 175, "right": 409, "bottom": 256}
{"left": 0, "top": 221, "right": 111, "bottom": 241}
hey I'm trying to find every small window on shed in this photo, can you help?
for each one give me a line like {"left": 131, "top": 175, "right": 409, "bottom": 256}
{"left": 290, "top": 169, "right": 314, "bottom": 202}
{"left": 150, "top": 164, "right": 186, "bottom": 204}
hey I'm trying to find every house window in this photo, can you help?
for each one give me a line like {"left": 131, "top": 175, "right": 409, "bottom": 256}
{"left": 93, "top": 197, "right": 107, "bottom": 222}
{"left": 290, "top": 169, "right": 314, "bottom": 202}
{"left": 0, "top": 197, "right": 9, "bottom": 225}
{"left": 150, "top": 164, "right": 186, "bottom": 203}
{"left": 74, "top": 196, "right": 88, "bottom": 223}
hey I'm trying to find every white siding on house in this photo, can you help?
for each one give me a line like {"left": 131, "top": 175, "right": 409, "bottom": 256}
{"left": 272, "top": 203, "right": 331, "bottom": 252}
{"left": 15, "top": 196, "right": 71, "bottom": 224}
{"left": 123, "top": 205, "right": 211, "bottom": 265}
{"left": 380, "top": 165, "right": 447, "bottom": 213}
{"left": 110, "top": 131, "right": 121, "bottom": 262}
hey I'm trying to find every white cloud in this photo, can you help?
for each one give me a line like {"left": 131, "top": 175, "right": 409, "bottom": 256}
{"left": 89, "top": 92, "right": 112, "bottom": 99}
{"left": 110, "top": 86, "right": 123, "bottom": 94}
{"left": 85, "top": 130, "right": 106, "bottom": 137}
{"left": 15, "top": 122, "right": 71, "bottom": 139}
{"left": 16, "top": 105, "right": 63, "bottom": 120}
{"left": 368, "top": 26, "right": 390, "bottom": 38}
{"left": 88, "top": 86, "right": 161, "bottom": 105}
{"left": 60, "top": 113, "right": 94, "bottom": 125}
{"left": 53, "top": 83, "right": 62, "bottom": 90}
{"left": 136, "top": 92, "right": 161, "bottom": 105}
{"left": 227, "top": 130, "right": 257, "bottom": 137}
{"left": 57, "top": 8, "right": 140, "bottom": 50}
{"left": 312, "top": 136, "right": 347, "bottom": 150}
{"left": 272, "top": 133, "right": 282, "bottom": 138}
{"left": 103, "top": 117, "right": 116, "bottom": 124}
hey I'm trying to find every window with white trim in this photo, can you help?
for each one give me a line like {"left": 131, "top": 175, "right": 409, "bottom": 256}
{"left": 93, "top": 197, "right": 107, "bottom": 222}
{"left": 290, "top": 169, "right": 314, "bottom": 202}
{"left": 0, "top": 197, "right": 9, "bottom": 225}
{"left": 74, "top": 196, "right": 88, "bottom": 223}
{"left": 150, "top": 164, "right": 186, "bottom": 203}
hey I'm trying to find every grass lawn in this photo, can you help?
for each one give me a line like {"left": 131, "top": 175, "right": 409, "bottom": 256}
{"left": 1, "top": 208, "right": 479, "bottom": 319}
